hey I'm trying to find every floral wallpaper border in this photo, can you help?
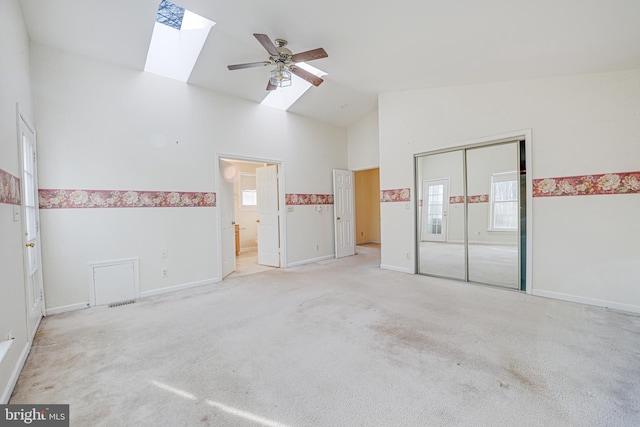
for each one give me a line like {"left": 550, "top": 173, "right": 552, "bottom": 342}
{"left": 0, "top": 169, "right": 21, "bottom": 205}
{"left": 380, "top": 188, "right": 411, "bottom": 203}
{"left": 285, "top": 194, "right": 334, "bottom": 205}
{"left": 533, "top": 171, "right": 640, "bottom": 197}
{"left": 467, "top": 194, "right": 490, "bottom": 204}
{"left": 38, "top": 189, "right": 216, "bottom": 209}
{"left": 449, "top": 195, "right": 489, "bottom": 204}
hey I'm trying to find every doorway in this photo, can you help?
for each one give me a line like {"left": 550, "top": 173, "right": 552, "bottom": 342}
{"left": 218, "top": 156, "right": 284, "bottom": 279}
{"left": 354, "top": 168, "right": 381, "bottom": 247}
{"left": 416, "top": 138, "right": 529, "bottom": 291}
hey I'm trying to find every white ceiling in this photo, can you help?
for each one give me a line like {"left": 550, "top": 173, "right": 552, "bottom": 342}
{"left": 19, "top": 0, "right": 640, "bottom": 128}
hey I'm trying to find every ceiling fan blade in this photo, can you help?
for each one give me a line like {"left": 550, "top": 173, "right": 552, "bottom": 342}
{"left": 290, "top": 66, "right": 324, "bottom": 87}
{"left": 253, "top": 33, "right": 279, "bottom": 56}
{"left": 267, "top": 80, "right": 277, "bottom": 91}
{"left": 291, "top": 48, "right": 328, "bottom": 63}
{"left": 227, "top": 61, "right": 271, "bottom": 70}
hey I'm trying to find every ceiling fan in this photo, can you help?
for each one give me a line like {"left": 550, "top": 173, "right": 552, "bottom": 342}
{"left": 227, "top": 34, "right": 328, "bottom": 90}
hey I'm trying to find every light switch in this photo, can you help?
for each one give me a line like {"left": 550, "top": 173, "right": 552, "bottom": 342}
{"left": 13, "top": 206, "right": 20, "bottom": 222}
{"left": 287, "top": 206, "right": 294, "bottom": 212}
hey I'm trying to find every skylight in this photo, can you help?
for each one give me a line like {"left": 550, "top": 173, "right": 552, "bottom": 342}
{"left": 261, "top": 63, "right": 327, "bottom": 111}
{"left": 144, "top": 1, "right": 215, "bottom": 82}
{"left": 156, "top": 0, "right": 184, "bottom": 30}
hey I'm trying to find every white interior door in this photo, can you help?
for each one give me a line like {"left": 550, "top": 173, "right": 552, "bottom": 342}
{"left": 219, "top": 160, "right": 236, "bottom": 278}
{"left": 256, "top": 165, "right": 280, "bottom": 267}
{"left": 333, "top": 169, "right": 355, "bottom": 258}
{"left": 20, "top": 115, "right": 44, "bottom": 339}
{"left": 422, "top": 179, "right": 449, "bottom": 242}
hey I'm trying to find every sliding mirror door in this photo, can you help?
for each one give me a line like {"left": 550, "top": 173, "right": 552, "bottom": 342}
{"left": 416, "top": 141, "right": 523, "bottom": 290}
{"left": 417, "top": 150, "right": 465, "bottom": 280}
{"left": 466, "top": 143, "right": 519, "bottom": 288}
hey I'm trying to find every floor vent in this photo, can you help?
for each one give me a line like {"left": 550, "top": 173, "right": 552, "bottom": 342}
{"left": 108, "top": 300, "right": 136, "bottom": 308}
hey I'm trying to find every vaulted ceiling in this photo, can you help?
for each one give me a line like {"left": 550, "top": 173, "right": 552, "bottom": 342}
{"left": 19, "top": 0, "right": 640, "bottom": 128}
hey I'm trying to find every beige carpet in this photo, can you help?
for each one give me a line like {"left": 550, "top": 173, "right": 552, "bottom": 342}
{"left": 10, "top": 245, "right": 640, "bottom": 426}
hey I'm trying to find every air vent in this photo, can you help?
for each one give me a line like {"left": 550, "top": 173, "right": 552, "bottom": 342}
{"left": 108, "top": 300, "right": 136, "bottom": 308}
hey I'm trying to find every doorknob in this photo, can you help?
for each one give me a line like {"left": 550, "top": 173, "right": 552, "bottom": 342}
{"left": 25, "top": 242, "right": 35, "bottom": 247}
{"left": 337, "top": 217, "right": 341, "bottom": 220}
{"left": 256, "top": 219, "right": 260, "bottom": 223}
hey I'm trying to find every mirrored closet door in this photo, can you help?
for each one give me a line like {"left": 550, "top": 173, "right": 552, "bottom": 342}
{"left": 416, "top": 141, "right": 524, "bottom": 290}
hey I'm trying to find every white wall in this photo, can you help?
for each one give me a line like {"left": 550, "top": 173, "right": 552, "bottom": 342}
{"left": 379, "top": 69, "right": 640, "bottom": 312}
{"left": 0, "top": 0, "right": 35, "bottom": 402}
{"left": 348, "top": 109, "right": 379, "bottom": 170}
{"left": 30, "top": 43, "right": 347, "bottom": 312}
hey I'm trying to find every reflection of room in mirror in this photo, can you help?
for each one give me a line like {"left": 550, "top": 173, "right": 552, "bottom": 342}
{"left": 416, "top": 141, "right": 522, "bottom": 290}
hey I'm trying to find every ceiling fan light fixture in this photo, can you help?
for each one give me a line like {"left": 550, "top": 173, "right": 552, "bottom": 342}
{"left": 269, "top": 67, "right": 292, "bottom": 87}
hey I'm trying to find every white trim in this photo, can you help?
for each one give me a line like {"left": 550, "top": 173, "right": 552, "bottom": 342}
{"left": 380, "top": 264, "right": 413, "bottom": 274}
{"left": 524, "top": 129, "right": 533, "bottom": 295}
{"left": 351, "top": 165, "right": 379, "bottom": 172}
{"left": 532, "top": 289, "right": 640, "bottom": 314}
{"left": 88, "top": 258, "right": 140, "bottom": 307}
{"left": 45, "top": 302, "right": 90, "bottom": 316}
{"left": 139, "top": 278, "right": 220, "bottom": 298}
{"left": 1, "top": 340, "right": 30, "bottom": 404}
{"left": 46, "top": 277, "right": 222, "bottom": 314}
{"left": 286, "top": 255, "right": 334, "bottom": 267}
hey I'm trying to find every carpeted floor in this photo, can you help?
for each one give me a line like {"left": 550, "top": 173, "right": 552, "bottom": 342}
{"left": 10, "top": 245, "right": 640, "bottom": 426}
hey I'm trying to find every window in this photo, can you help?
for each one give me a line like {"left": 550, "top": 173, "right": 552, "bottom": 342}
{"left": 490, "top": 171, "right": 518, "bottom": 231}
{"left": 156, "top": 0, "right": 185, "bottom": 30}
{"left": 239, "top": 173, "right": 257, "bottom": 208}
{"left": 144, "top": 0, "right": 215, "bottom": 82}
{"left": 261, "top": 62, "right": 327, "bottom": 110}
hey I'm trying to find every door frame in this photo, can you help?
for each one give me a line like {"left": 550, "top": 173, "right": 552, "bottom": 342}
{"left": 214, "top": 153, "right": 286, "bottom": 278}
{"left": 218, "top": 159, "right": 237, "bottom": 278}
{"left": 17, "top": 106, "right": 45, "bottom": 340}
{"left": 413, "top": 129, "right": 533, "bottom": 294}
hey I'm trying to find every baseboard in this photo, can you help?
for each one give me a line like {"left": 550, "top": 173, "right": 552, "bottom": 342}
{"left": 287, "top": 255, "right": 334, "bottom": 267}
{"left": 380, "top": 264, "right": 413, "bottom": 274}
{"left": 239, "top": 246, "right": 257, "bottom": 253}
{"left": 140, "top": 278, "right": 220, "bottom": 298}
{"left": 532, "top": 289, "right": 640, "bottom": 314}
{"left": 1, "top": 340, "right": 31, "bottom": 404}
{"left": 45, "top": 302, "right": 90, "bottom": 316}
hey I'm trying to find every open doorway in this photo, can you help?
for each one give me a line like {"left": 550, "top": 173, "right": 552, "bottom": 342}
{"left": 354, "top": 168, "right": 381, "bottom": 250}
{"left": 218, "top": 157, "right": 283, "bottom": 279}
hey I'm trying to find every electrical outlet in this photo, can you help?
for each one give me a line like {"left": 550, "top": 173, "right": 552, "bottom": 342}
{"left": 161, "top": 249, "right": 168, "bottom": 258}
{"left": 315, "top": 244, "right": 319, "bottom": 251}
{"left": 161, "top": 268, "right": 168, "bottom": 278}
{"left": 405, "top": 252, "right": 410, "bottom": 259}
